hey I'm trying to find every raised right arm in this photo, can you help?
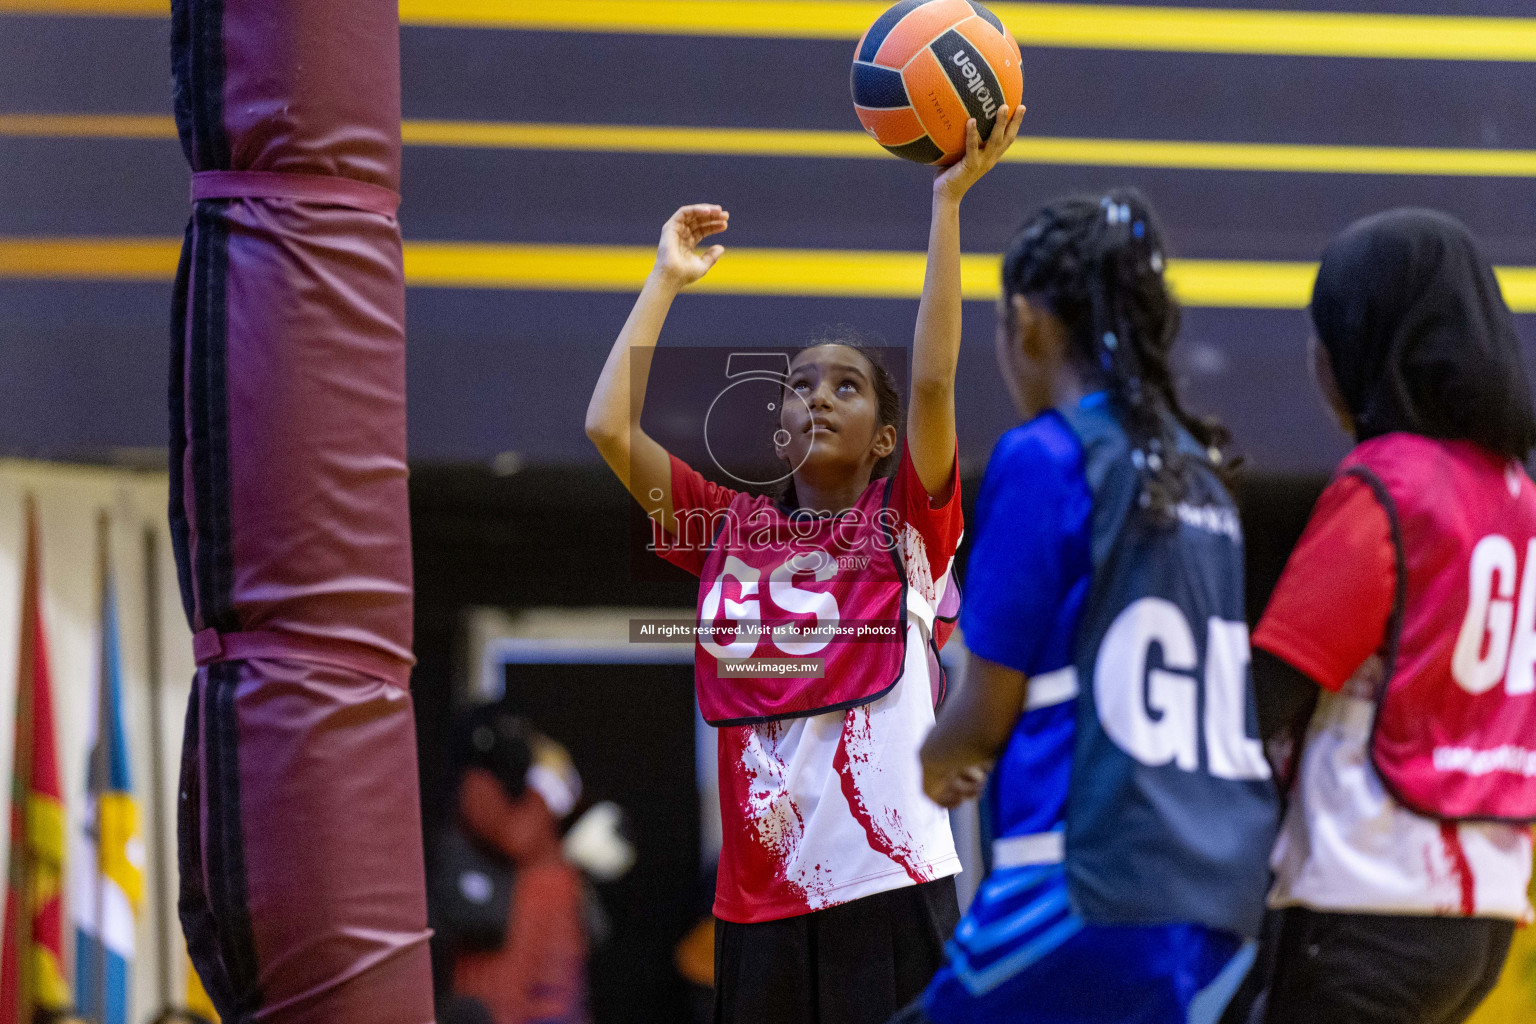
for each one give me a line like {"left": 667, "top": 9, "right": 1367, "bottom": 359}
{"left": 585, "top": 204, "right": 728, "bottom": 536}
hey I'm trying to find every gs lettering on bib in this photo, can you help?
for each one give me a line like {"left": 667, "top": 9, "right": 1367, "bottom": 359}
{"left": 655, "top": 453, "right": 961, "bottom": 727}
{"left": 1344, "top": 435, "right": 1536, "bottom": 822}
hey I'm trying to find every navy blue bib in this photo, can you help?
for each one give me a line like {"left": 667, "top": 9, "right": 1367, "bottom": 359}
{"left": 1060, "top": 399, "right": 1280, "bottom": 938}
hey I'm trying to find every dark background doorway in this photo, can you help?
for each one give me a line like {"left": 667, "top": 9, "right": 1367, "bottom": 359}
{"left": 500, "top": 660, "right": 701, "bottom": 1024}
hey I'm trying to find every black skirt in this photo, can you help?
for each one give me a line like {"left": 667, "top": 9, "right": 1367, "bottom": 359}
{"left": 714, "top": 877, "right": 960, "bottom": 1024}
{"left": 1261, "top": 906, "right": 1515, "bottom": 1024}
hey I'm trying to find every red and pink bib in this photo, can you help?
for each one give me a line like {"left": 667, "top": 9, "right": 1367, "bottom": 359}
{"left": 690, "top": 477, "right": 911, "bottom": 726}
{"left": 1347, "top": 434, "right": 1536, "bottom": 822}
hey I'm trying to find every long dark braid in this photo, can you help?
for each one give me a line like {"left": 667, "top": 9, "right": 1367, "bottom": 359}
{"left": 1002, "top": 188, "right": 1231, "bottom": 517}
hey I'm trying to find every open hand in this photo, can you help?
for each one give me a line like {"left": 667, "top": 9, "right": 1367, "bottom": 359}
{"left": 934, "top": 104, "right": 1026, "bottom": 203}
{"left": 654, "top": 204, "right": 729, "bottom": 288}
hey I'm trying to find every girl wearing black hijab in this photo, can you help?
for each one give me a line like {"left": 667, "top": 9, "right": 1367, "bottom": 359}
{"left": 1250, "top": 209, "right": 1536, "bottom": 1024}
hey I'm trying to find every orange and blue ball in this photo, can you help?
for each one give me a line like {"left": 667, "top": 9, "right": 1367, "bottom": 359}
{"left": 851, "top": 0, "right": 1025, "bottom": 165}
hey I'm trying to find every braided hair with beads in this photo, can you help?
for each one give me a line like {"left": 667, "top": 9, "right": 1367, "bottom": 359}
{"left": 1002, "top": 188, "right": 1231, "bottom": 518}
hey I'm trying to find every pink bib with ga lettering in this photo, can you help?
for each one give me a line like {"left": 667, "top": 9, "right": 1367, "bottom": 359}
{"left": 1349, "top": 435, "right": 1536, "bottom": 821}
{"left": 691, "top": 476, "right": 909, "bottom": 726}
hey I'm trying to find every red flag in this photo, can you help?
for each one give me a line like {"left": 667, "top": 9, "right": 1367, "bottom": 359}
{"left": 0, "top": 500, "right": 70, "bottom": 1023}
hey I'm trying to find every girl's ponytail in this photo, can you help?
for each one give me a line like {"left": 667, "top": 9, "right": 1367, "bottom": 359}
{"left": 1003, "top": 189, "right": 1232, "bottom": 518}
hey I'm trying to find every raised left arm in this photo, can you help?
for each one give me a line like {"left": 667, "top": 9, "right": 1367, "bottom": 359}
{"left": 907, "top": 106, "right": 1026, "bottom": 495}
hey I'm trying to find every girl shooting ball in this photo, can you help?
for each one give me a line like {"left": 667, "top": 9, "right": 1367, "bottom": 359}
{"left": 586, "top": 107, "right": 1025, "bottom": 1024}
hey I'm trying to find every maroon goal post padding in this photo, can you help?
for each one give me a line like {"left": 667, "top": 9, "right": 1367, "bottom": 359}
{"left": 168, "top": 0, "right": 435, "bottom": 1020}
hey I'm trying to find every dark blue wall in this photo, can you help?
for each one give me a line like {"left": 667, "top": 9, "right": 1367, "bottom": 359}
{"left": 1, "top": 5, "right": 1532, "bottom": 471}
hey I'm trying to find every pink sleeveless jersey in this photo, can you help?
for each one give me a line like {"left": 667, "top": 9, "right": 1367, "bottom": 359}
{"left": 658, "top": 450, "right": 956, "bottom": 725}
{"left": 1345, "top": 434, "right": 1536, "bottom": 821}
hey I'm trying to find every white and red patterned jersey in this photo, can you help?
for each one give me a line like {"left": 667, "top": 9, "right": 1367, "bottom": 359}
{"left": 658, "top": 447, "right": 964, "bottom": 922}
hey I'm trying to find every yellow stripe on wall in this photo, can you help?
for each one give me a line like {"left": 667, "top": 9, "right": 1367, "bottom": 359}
{"left": 4, "top": 0, "right": 1536, "bottom": 62}
{"left": 995, "top": 3, "right": 1536, "bottom": 61}
{"left": 0, "top": 0, "right": 164, "bottom": 12}
{"left": 0, "top": 112, "right": 177, "bottom": 139}
{"left": 7, "top": 114, "right": 1536, "bottom": 180}
{"left": 1500, "top": 268, "right": 1536, "bottom": 312}
{"left": 1014, "top": 137, "right": 1536, "bottom": 179}
{"left": 403, "top": 121, "right": 1536, "bottom": 178}
{"left": 397, "top": 0, "right": 1536, "bottom": 62}
{"left": 0, "top": 237, "right": 182, "bottom": 280}
{"left": 406, "top": 242, "right": 969, "bottom": 298}
{"left": 5, "top": 235, "right": 1536, "bottom": 311}
{"left": 402, "top": 245, "right": 1345, "bottom": 310}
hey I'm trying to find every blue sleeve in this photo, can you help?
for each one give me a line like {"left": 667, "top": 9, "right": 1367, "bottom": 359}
{"left": 960, "top": 421, "right": 1087, "bottom": 675}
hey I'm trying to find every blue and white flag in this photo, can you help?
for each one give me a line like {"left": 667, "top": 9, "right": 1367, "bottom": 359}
{"left": 71, "top": 559, "right": 142, "bottom": 1024}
